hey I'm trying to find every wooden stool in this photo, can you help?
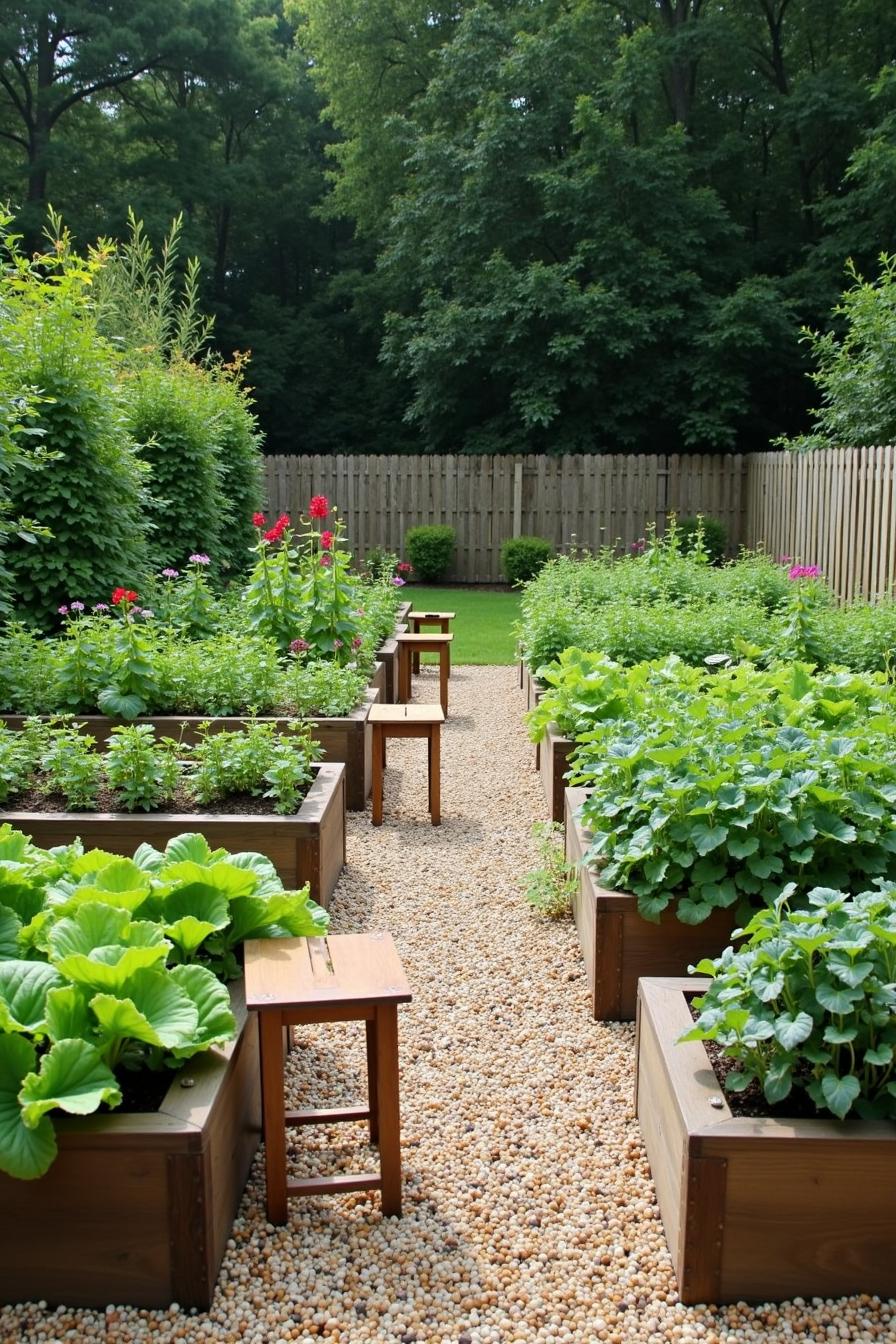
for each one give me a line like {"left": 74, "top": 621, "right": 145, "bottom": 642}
{"left": 395, "top": 632, "right": 453, "bottom": 715}
{"left": 407, "top": 611, "right": 456, "bottom": 674}
{"left": 369, "top": 703, "right": 444, "bottom": 826}
{"left": 244, "top": 932, "right": 412, "bottom": 1223}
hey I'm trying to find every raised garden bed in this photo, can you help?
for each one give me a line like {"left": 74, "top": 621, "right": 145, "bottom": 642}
{"left": 635, "top": 977, "right": 896, "bottom": 1304}
{"left": 0, "top": 983, "right": 261, "bottom": 1311}
{"left": 539, "top": 723, "right": 572, "bottom": 824}
{"left": 2, "top": 762, "right": 346, "bottom": 908}
{"left": 564, "top": 788, "right": 733, "bottom": 1020}
{"left": 1, "top": 690, "right": 378, "bottom": 812}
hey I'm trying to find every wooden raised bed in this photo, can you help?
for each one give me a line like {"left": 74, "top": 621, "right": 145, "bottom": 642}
{"left": 564, "top": 788, "right": 734, "bottom": 1021}
{"left": 2, "top": 762, "right": 346, "bottom": 909}
{"left": 635, "top": 977, "right": 896, "bottom": 1304}
{"left": 539, "top": 723, "right": 573, "bottom": 823}
{"left": 0, "top": 983, "right": 261, "bottom": 1310}
{"left": 1, "top": 689, "right": 378, "bottom": 812}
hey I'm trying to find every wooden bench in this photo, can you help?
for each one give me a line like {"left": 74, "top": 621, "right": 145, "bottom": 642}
{"left": 244, "top": 933, "right": 412, "bottom": 1223}
{"left": 395, "top": 632, "right": 453, "bottom": 715}
{"left": 407, "top": 611, "right": 456, "bottom": 674}
{"left": 369, "top": 703, "right": 444, "bottom": 826}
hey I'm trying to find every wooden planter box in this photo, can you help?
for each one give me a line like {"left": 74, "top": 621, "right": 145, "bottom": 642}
{"left": 524, "top": 666, "right": 545, "bottom": 713}
{"left": 0, "top": 984, "right": 261, "bottom": 1310}
{"left": 564, "top": 788, "right": 734, "bottom": 1021}
{"left": 539, "top": 723, "right": 573, "bottom": 823}
{"left": 635, "top": 977, "right": 896, "bottom": 1304}
{"left": 2, "top": 762, "right": 346, "bottom": 909}
{"left": 396, "top": 600, "right": 412, "bottom": 625}
{"left": 2, "top": 690, "right": 378, "bottom": 812}
{"left": 378, "top": 638, "right": 400, "bottom": 704}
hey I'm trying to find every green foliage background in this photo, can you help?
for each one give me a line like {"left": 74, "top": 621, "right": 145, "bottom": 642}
{"left": 1, "top": 1, "right": 895, "bottom": 455}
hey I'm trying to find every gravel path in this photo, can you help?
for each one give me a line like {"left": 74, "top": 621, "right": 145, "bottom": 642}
{"left": 3, "top": 666, "right": 894, "bottom": 1344}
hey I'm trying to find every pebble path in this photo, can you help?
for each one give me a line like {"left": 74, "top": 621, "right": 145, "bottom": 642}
{"left": 3, "top": 666, "right": 895, "bottom": 1344}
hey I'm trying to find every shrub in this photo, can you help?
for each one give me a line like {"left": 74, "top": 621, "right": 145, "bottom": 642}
{"left": 201, "top": 361, "right": 263, "bottom": 579}
{"left": 405, "top": 525, "right": 455, "bottom": 582}
{"left": 683, "top": 883, "right": 896, "bottom": 1120}
{"left": 501, "top": 535, "right": 553, "bottom": 585}
{"left": 676, "top": 515, "right": 728, "bottom": 564}
{"left": 2, "top": 224, "right": 150, "bottom": 626}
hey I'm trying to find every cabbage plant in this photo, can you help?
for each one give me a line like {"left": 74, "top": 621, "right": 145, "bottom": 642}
{"left": 0, "top": 826, "right": 328, "bottom": 1180}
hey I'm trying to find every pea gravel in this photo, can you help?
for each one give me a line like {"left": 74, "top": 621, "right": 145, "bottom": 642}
{"left": 2, "top": 666, "right": 894, "bottom": 1344}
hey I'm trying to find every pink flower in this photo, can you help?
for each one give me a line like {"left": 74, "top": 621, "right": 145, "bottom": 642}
{"left": 333, "top": 638, "right": 343, "bottom": 649}
{"left": 161, "top": 568, "right": 179, "bottom": 579}
{"left": 392, "top": 576, "right": 406, "bottom": 587}
{"left": 788, "top": 564, "right": 821, "bottom": 580}
{"left": 290, "top": 638, "right": 310, "bottom": 654}
{"left": 58, "top": 605, "right": 69, "bottom": 616}
{"left": 320, "top": 530, "right": 334, "bottom": 550}
{"left": 396, "top": 561, "right": 413, "bottom": 575}
{"left": 352, "top": 635, "right": 363, "bottom": 650}
{"left": 189, "top": 553, "right": 211, "bottom": 566}
{"left": 309, "top": 495, "right": 329, "bottom": 519}
{"left": 630, "top": 539, "right": 646, "bottom": 555}
{"left": 320, "top": 553, "right": 333, "bottom": 567}
{"left": 93, "top": 603, "right": 109, "bottom": 614}
{"left": 70, "top": 601, "right": 85, "bottom": 613}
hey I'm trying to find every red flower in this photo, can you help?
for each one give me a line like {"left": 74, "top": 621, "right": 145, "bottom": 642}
{"left": 309, "top": 495, "right": 329, "bottom": 519}
{"left": 252, "top": 512, "right": 267, "bottom": 528}
{"left": 320, "top": 553, "right": 333, "bottom": 567}
{"left": 111, "top": 587, "right": 138, "bottom": 606}
{"left": 320, "top": 530, "right": 334, "bottom": 550}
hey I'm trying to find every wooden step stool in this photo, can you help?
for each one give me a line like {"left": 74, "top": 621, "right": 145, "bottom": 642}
{"left": 244, "top": 932, "right": 412, "bottom": 1223}
{"left": 369, "top": 703, "right": 444, "bottom": 826}
{"left": 395, "top": 632, "right": 453, "bottom": 715}
{"left": 407, "top": 611, "right": 456, "bottom": 674}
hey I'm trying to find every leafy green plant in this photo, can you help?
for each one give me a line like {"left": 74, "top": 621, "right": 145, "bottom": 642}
{"left": 501, "top": 535, "right": 553, "bottom": 586}
{"left": 279, "top": 661, "right": 368, "bottom": 718}
{"left": 523, "top": 822, "right": 576, "bottom": 918}
{"left": 0, "top": 826, "right": 329, "bottom": 1179}
{"left": 573, "top": 660, "right": 896, "bottom": 924}
{"left": 96, "top": 589, "right": 159, "bottom": 720}
{"left": 405, "top": 525, "right": 455, "bottom": 582}
{"left": 40, "top": 726, "right": 102, "bottom": 810}
{"left": 104, "top": 725, "right": 179, "bottom": 812}
{"left": 683, "top": 883, "right": 896, "bottom": 1120}
{"left": 190, "top": 721, "right": 319, "bottom": 815}
{"left": 2, "top": 219, "right": 150, "bottom": 627}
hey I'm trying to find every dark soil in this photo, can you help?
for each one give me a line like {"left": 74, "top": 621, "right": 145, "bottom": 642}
{"left": 112, "top": 1067, "right": 176, "bottom": 1114}
{"left": 7, "top": 781, "right": 308, "bottom": 816}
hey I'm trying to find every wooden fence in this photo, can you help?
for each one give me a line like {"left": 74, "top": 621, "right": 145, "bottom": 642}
{"left": 263, "top": 447, "right": 896, "bottom": 599}
{"left": 263, "top": 453, "right": 747, "bottom": 583}
{"left": 744, "top": 446, "right": 896, "bottom": 601}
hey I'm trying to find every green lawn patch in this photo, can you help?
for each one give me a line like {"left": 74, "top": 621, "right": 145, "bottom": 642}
{"left": 401, "top": 586, "right": 521, "bottom": 665}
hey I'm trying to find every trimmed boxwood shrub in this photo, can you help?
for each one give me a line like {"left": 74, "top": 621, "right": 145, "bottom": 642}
{"left": 405, "top": 524, "right": 455, "bottom": 582}
{"left": 501, "top": 535, "right": 553, "bottom": 585}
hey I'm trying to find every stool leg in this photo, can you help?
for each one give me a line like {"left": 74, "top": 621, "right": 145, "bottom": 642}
{"left": 372, "top": 724, "right": 384, "bottom": 826}
{"left": 429, "top": 725, "right": 441, "bottom": 826}
{"left": 259, "top": 1012, "right": 289, "bottom": 1224}
{"left": 439, "top": 650, "right": 449, "bottom": 717}
{"left": 365, "top": 1018, "right": 379, "bottom": 1144}
{"left": 441, "top": 619, "right": 451, "bottom": 676}
{"left": 375, "top": 1005, "right": 402, "bottom": 1216}
{"left": 399, "top": 646, "right": 410, "bottom": 702}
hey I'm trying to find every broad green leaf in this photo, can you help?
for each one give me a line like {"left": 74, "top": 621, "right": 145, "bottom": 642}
{"left": 48, "top": 903, "right": 131, "bottom": 959}
{"left": 18, "top": 1039, "right": 121, "bottom": 1126}
{"left": 53, "top": 881, "right": 151, "bottom": 916}
{"left": 224, "top": 850, "right": 281, "bottom": 896}
{"left": 83, "top": 859, "right": 150, "bottom": 896}
{"left": 0, "top": 1034, "right": 56, "bottom": 1179}
{"left": 68, "top": 848, "right": 128, "bottom": 878}
{"left": 774, "top": 1011, "right": 814, "bottom": 1050}
{"left": 0, "top": 961, "right": 65, "bottom": 1033}
{"left": 163, "top": 834, "right": 214, "bottom": 865}
{"left": 820, "top": 1071, "right": 861, "bottom": 1119}
{"left": 44, "top": 985, "right": 93, "bottom": 1042}
{"left": 97, "top": 688, "right": 146, "bottom": 720}
{"left": 813, "top": 811, "right": 857, "bottom": 843}
{"left": 864, "top": 1044, "right": 893, "bottom": 1067}
{"left": 168, "top": 965, "right": 236, "bottom": 1054}
{"left": 226, "top": 892, "right": 328, "bottom": 944}
{"left": 763, "top": 1062, "right": 794, "bottom": 1105}
{"left": 131, "top": 843, "right": 166, "bottom": 873}
{"left": 164, "top": 916, "right": 221, "bottom": 958}
{"left": 815, "top": 979, "right": 862, "bottom": 1014}
{"left": 691, "top": 824, "right": 727, "bottom": 855}
{"left": 0, "top": 906, "right": 21, "bottom": 958}
{"left": 89, "top": 969, "right": 199, "bottom": 1048}
{"left": 677, "top": 897, "right": 714, "bottom": 925}
{"left": 823, "top": 1023, "right": 859, "bottom": 1045}
{"left": 728, "top": 834, "right": 759, "bottom": 859}
{"left": 161, "top": 861, "right": 256, "bottom": 900}
{"left": 56, "top": 943, "right": 170, "bottom": 993}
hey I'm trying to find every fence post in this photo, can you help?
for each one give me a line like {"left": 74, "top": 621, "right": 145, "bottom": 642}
{"left": 513, "top": 459, "right": 523, "bottom": 537}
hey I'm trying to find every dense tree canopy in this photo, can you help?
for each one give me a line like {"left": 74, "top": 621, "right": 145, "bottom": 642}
{"left": 0, "top": 1, "right": 894, "bottom": 454}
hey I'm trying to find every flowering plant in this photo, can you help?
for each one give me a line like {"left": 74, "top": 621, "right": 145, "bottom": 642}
{"left": 242, "top": 511, "right": 305, "bottom": 650}
{"left": 96, "top": 586, "right": 159, "bottom": 719}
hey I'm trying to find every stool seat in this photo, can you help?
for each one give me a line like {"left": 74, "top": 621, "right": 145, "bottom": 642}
{"left": 406, "top": 613, "right": 456, "bottom": 679}
{"left": 369, "top": 703, "right": 444, "bottom": 826}
{"left": 395, "top": 633, "right": 453, "bottom": 714}
{"left": 245, "top": 933, "right": 412, "bottom": 1222}
{"left": 407, "top": 610, "right": 456, "bottom": 621}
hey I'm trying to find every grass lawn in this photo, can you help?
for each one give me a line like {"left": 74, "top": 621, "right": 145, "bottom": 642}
{"left": 401, "top": 586, "right": 521, "bottom": 665}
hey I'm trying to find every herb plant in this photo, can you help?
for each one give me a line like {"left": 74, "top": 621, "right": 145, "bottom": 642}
{"left": 683, "top": 883, "right": 896, "bottom": 1120}
{"left": 103, "top": 725, "right": 180, "bottom": 811}
{"left": 190, "top": 721, "right": 319, "bottom": 815}
{"left": 523, "top": 822, "right": 576, "bottom": 918}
